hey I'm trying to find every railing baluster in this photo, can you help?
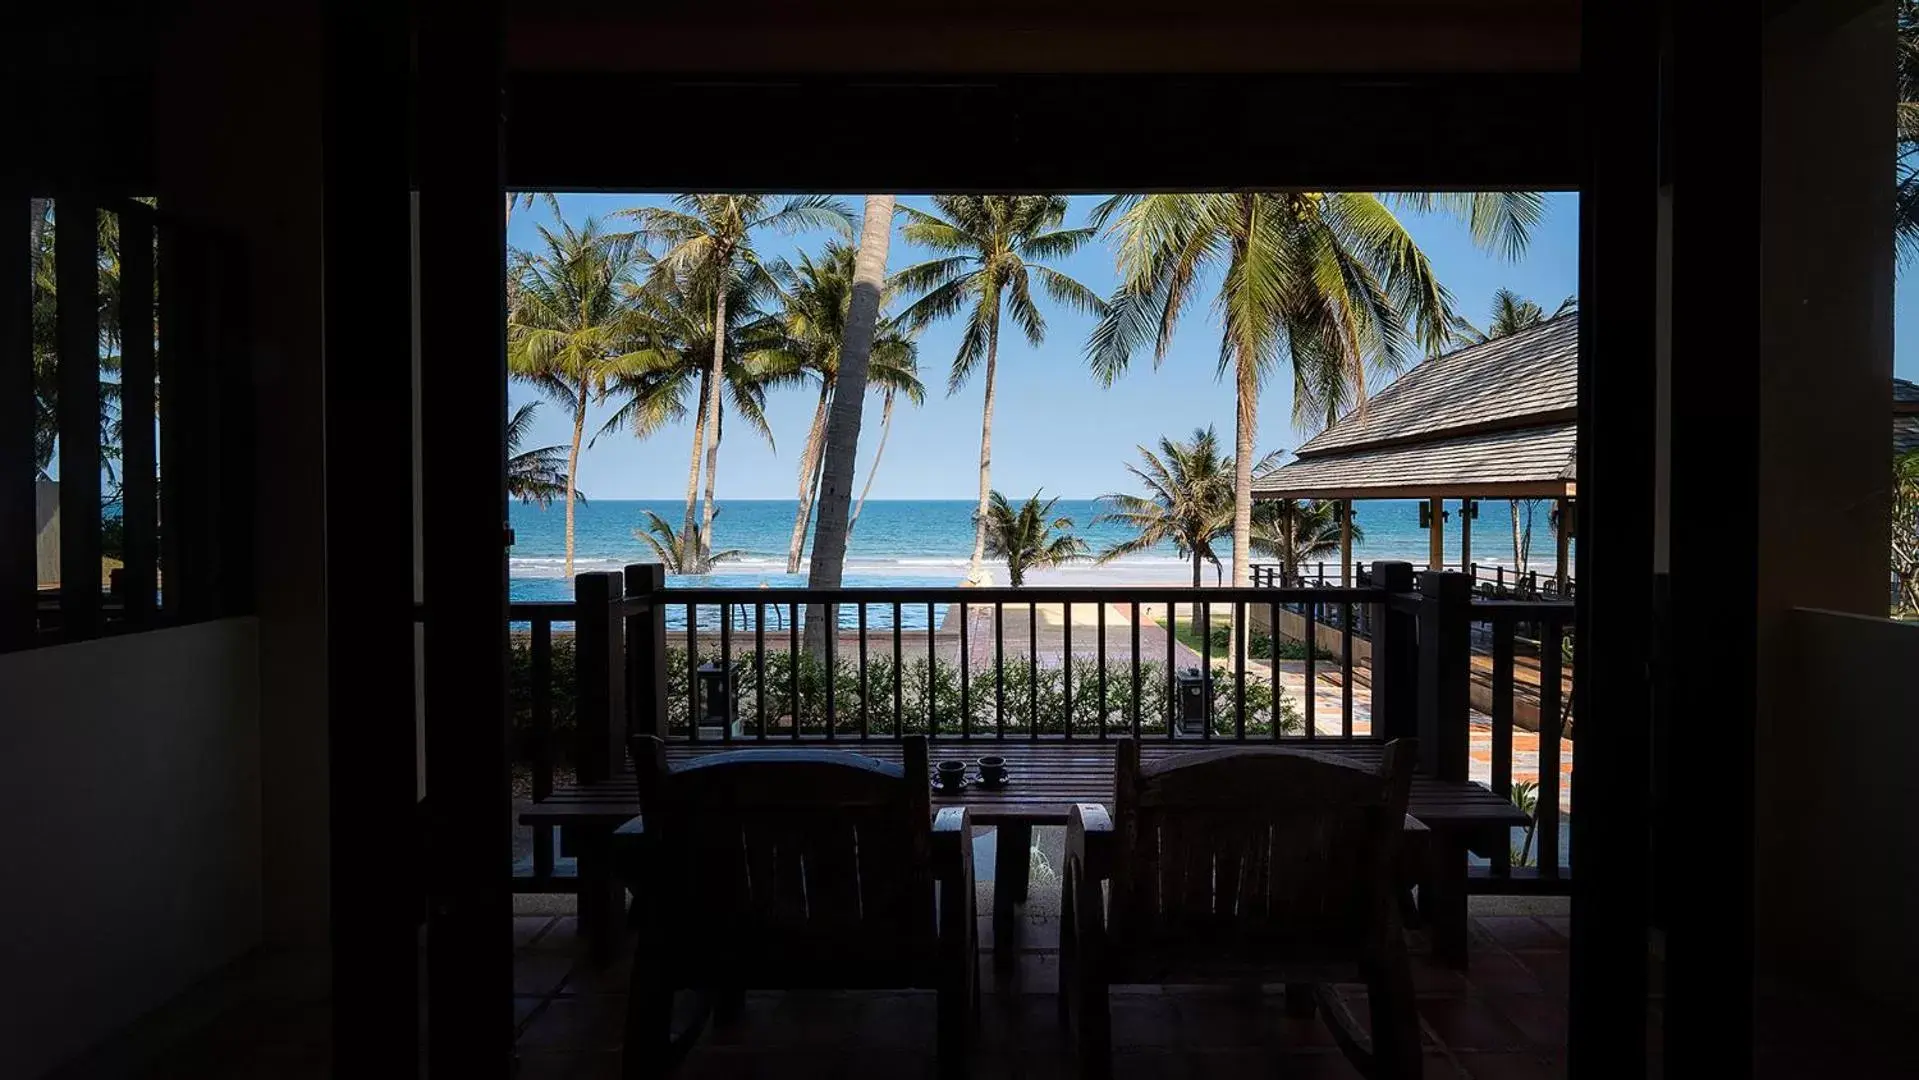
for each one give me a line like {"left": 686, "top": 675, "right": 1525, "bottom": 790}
{"left": 720, "top": 603, "right": 733, "bottom": 742}
{"left": 892, "top": 602, "right": 903, "bottom": 738}
{"left": 1028, "top": 600, "right": 1039, "bottom": 740}
{"left": 1200, "top": 599, "right": 1212, "bottom": 740}
{"left": 686, "top": 603, "right": 699, "bottom": 742}
{"left": 1270, "top": 601, "right": 1283, "bottom": 741}
{"left": 1304, "top": 599, "right": 1318, "bottom": 740}
{"left": 1341, "top": 599, "right": 1354, "bottom": 738}
{"left": 1131, "top": 601, "right": 1142, "bottom": 738}
{"left": 995, "top": 602, "right": 1005, "bottom": 739}
{"left": 531, "top": 614, "right": 553, "bottom": 881}
{"left": 959, "top": 601, "right": 970, "bottom": 738}
{"left": 858, "top": 602, "right": 869, "bottom": 739}
{"left": 755, "top": 603, "right": 767, "bottom": 740}
{"left": 1097, "top": 601, "right": 1108, "bottom": 739}
{"left": 1165, "top": 595, "right": 1175, "bottom": 740}
{"left": 789, "top": 602, "right": 800, "bottom": 739}
{"left": 927, "top": 601, "right": 937, "bottom": 737}
{"left": 824, "top": 600, "right": 837, "bottom": 740}
{"left": 1233, "top": 600, "right": 1246, "bottom": 739}
{"left": 1063, "top": 602, "right": 1073, "bottom": 738}
{"left": 1538, "top": 616, "right": 1565, "bottom": 878}
{"left": 1492, "top": 612, "right": 1516, "bottom": 878}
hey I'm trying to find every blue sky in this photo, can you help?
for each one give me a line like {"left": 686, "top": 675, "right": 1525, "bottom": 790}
{"left": 507, "top": 193, "right": 1919, "bottom": 501}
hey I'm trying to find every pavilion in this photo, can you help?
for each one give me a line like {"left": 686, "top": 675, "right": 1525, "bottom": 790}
{"left": 1254, "top": 313, "right": 1579, "bottom": 593}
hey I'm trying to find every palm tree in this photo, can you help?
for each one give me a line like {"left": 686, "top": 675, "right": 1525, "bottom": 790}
{"left": 1893, "top": 449, "right": 1919, "bottom": 613}
{"left": 1090, "top": 192, "right": 1536, "bottom": 588}
{"left": 505, "top": 402, "right": 578, "bottom": 508}
{"left": 1250, "top": 499, "right": 1360, "bottom": 583}
{"left": 505, "top": 191, "right": 559, "bottom": 230}
{"left": 1095, "top": 427, "right": 1242, "bottom": 588}
{"left": 633, "top": 510, "right": 741, "bottom": 574}
{"left": 768, "top": 241, "right": 925, "bottom": 572}
{"left": 846, "top": 383, "right": 904, "bottom": 543}
{"left": 893, "top": 196, "right": 1104, "bottom": 585}
{"left": 598, "top": 268, "right": 784, "bottom": 570}
{"left": 621, "top": 195, "right": 854, "bottom": 551}
{"left": 1899, "top": 0, "right": 1919, "bottom": 266}
{"left": 1449, "top": 288, "right": 1576, "bottom": 345}
{"left": 507, "top": 216, "right": 649, "bottom": 577}
{"left": 979, "top": 490, "right": 1089, "bottom": 588}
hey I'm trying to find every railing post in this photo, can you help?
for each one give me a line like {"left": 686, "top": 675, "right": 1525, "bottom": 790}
{"left": 573, "top": 571, "right": 625, "bottom": 783}
{"left": 1416, "top": 571, "right": 1471, "bottom": 782}
{"left": 1371, "top": 561, "right": 1418, "bottom": 745}
{"left": 624, "top": 563, "right": 669, "bottom": 741}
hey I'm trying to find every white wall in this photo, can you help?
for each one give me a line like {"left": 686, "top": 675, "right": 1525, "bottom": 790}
{"left": 0, "top": 620, "right": 262, "bottom": 1078}
{"left": 1759, "top": 609, "right": 1919, "bottom": 1014}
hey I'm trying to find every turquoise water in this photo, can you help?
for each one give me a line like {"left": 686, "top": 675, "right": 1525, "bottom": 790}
{"left": 507, "top": 498, "right": 1568, "bottom": 601}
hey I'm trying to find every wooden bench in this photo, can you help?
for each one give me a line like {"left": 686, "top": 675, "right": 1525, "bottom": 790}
{"left": 521, "top": 738, "right": 1527, "bottom": 968}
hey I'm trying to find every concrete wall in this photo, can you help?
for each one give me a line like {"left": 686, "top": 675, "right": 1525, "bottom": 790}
{"left": 0, "top": 620, "right": 262, "bottom": 1078}
{"left": 1758, "top": 609, "right": 1919, "bottom": 1014}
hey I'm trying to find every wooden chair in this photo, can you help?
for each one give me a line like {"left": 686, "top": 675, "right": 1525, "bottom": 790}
{"left": 1059, "top": 738, "right": 1420, "bottom": 1080}
{"left": 620, "top": 734, "right": 975, "bottom": 1079}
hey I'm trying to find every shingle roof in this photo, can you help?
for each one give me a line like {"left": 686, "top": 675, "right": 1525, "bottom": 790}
{"left": 1293, "top": 313, "right": 1578, "bottom": 458}
{"left": 1897, "top": 415, "right": 1919, "bottom": 455}
{"left": 1897, "top": 377, "right": 1919, "bottom": 407}
{"left": 1256, "top": 423, "right": 1576, "bottom": 500}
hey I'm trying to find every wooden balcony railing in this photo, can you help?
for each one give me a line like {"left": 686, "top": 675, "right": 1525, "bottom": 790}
{"left": 508, "top": 560, "right": 1574, "bottom": 893}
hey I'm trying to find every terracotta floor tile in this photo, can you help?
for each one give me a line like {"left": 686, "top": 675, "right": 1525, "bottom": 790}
{"left": 516, "top": 996, "right": 627, "bottom": 1052}
{"left": 1417, "top": 996, "right": 1531, "bottom": 1053}
{"left": 1452, "top": 1051, "right": 1564, "bottom": 1079}
{"left": 1487, "top": 994, "right": 1566, "bottom": 1050}
{"left": 1473, "top": 917, "right": 1564, "bottom": 953}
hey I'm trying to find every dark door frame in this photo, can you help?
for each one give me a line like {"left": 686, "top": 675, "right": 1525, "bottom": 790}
{"left": 399, "top": 57, "right": 1669, "bottom": 1076}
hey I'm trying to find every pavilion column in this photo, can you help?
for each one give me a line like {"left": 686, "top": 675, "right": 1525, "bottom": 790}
{"left": 1427, "top": 497, "right": 1445, "bottom": 570}
{"left": 1461, "top": 497, "right": 1474, "bottom": 579}
{"left": 1340, "top": 501, "right": 1353, "bottom": 585}
{"left": 1556, "top": 497, "right": 1571, "bottom": 592}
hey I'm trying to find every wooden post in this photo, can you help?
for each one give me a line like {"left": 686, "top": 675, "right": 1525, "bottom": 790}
{"left": 1340, "top": 500, "right": 1354, "bottom": 585}
{"left": 1556, "top": 497, "right": 1572, "bottom": 593}
{"left": 1416, "top": 571, "right": 1471, "bottom": 782}
{"left": 624, "top": 563, "right": 670, "bottom": 740}
{"left": 1371, "top": 560, "right": 1418, "bottom": 744}
{"left": 1427, "top": 497, "right": 1445, "bottom": 572}
{"left": 574, "top": 571, "right": 625, "bottom": 783}
{"left": 57, "top": 194, "right": 102, "bottom": 639}
{"left": 1459, "top": 497, "right": 1473, "bottom": 575}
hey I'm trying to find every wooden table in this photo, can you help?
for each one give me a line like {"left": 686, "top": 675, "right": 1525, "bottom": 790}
{"left": 521, "top": 738, "right": 1528, "bottom": 968}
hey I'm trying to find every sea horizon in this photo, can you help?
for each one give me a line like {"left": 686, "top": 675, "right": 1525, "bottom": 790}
{"left": 507, "top": 497, "right": 1571, "bottom": 601}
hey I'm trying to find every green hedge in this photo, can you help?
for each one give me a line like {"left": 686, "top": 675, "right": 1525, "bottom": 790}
{"left": 665, "top": 646, "right": 1301, "bottom": 739}
{"left": 507, "top": 635, "right": 1305, "bottom": 764}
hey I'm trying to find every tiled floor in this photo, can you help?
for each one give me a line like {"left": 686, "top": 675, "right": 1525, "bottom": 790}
{"left": 512, "top": 908, "right": 1578, "bottom": 1079}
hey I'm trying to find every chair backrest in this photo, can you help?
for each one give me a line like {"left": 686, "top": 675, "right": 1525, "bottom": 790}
{"left": 1109, "top": 738, "right": 1415, "bottom": 969}
{"left": 629, "top": 734, "right": 935, "bottom": 989}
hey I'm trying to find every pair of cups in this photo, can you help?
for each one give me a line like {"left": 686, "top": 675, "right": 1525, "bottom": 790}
{"left": 934, "top": 754, "right": 1007, "bottom": 790}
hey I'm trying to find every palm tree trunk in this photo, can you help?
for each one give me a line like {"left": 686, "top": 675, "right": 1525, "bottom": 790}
{"left": 966, "top": 301, "right": 1002, "bottom": 586}
{"left": 681, "top": 372, "right": 709, "bottom": 565}
{"left": 785, "top": 383, "right": 832, "bottom": 572}
{"left": 702, "top": 402, "right": 721, "bottom": 544}
{"left": 1231, "top": 347, "right": 1256, "bottom": 589}
{"left": 701, "top": 397, "right": 723, "bottom": 548}
{"left": 1192, "top": 549, "right": 1202, "bottom": 588}
{"left": 807, "top": 195, "right": 895, "bottom": 651}
{"left": 847, "top": 389, "right": 895, "bottom": 541}
{"left": 564, "top": 381, "right": 588, "bottom": 578}
{"left": 693, "top": 282, "right": 730, "bottom": 559}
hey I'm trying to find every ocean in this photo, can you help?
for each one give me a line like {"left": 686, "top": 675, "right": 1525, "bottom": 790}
{"left": 507, "top": 498, "right": 1568, "bottom": 601}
